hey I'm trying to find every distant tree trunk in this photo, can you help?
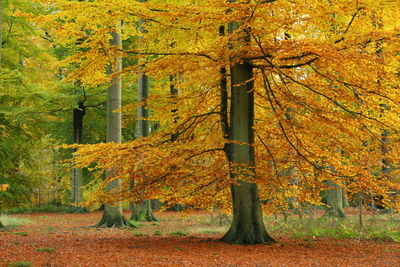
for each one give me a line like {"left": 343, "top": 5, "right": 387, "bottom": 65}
{"left": 358, "top": 194, "right": 363, "bottom": 227}
{"left": 130, "top": 199, "right": 155, "bottom": 221}
{"left": 221, "top": 21, "right": 275, "bottom": 244}
{"left": 71, "top": 101, "right": 85, "bottom": 211}
{"left": 324, "top": 180, "right": 345, "bottom": 218}
{"left": 342, "top": 188, "right": 349, "bottom": 208}
{"left": 170, "top": 74, "right": 179, "bottom": 141}
{"left": 166, "top": 74, "right": 182, "bottom": 212}
{"left": 96, "top": 22, "right": 130, "bottom": 227}
{"left": 129, "top": 3, "right": 157, "bottom": 221}
{"left": 130, "top": 68, "right": 157, "bottom": 222}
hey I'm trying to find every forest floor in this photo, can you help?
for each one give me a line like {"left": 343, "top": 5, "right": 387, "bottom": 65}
{"left": 0, "top": 209, "right": 399, "bottom": 267}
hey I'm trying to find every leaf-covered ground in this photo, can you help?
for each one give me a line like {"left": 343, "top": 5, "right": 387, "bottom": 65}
{"left": 1, "top": 210, "right": 399, "bottom": 266}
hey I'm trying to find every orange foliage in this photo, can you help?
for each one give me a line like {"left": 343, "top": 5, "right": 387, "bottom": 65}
{"left": 36, "top": 0, "right": 400, "bottom": 211}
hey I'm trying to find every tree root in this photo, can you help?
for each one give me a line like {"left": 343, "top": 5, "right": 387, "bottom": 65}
{"left": 221, "top": 229, "right": 276, "bottom": 245}
{"left": 68, "top": 206, "right": 89, "bottom": 214}
{"left": 324, "top": 208, "right": 346, "bottom": 219}
{"left": 94, "top": 214, "right": 134, "bottom": 228}
{"left": 130, "top": 212, "right": 159, "bottom": 222}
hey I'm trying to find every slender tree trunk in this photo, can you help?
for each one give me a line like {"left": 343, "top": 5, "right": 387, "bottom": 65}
{"left": 71, "top": 101, "right": 85, "bottom": 211}
{"left": 167, "top": 74, "right": 182, "bottom": 212}
{"left": 221, "top": 21, "right": 274, "bottom": 244}
{"left": 130, "top": 68, "right": 157, "bottom": 221}
{"left": 129, "top": 3, "right": 157, "bottom": 221}
{"left": 96, "top": 22, "right": 130, "bottom": 227}
{"left": 358, "top": 194, "right": 363, "bottom": 227}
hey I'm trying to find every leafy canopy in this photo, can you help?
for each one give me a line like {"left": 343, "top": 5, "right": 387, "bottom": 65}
{"left": 36, "top": 0, "right": 400, "bottom": 211}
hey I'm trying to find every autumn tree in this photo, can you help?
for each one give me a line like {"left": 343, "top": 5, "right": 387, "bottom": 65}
{"left": 129, "top": 0, "right": 158, "bottom": 222}
{"left": 39, "top": 0, "right": 400, "bottom": 243}
{"left": 96, "top": 23, "right": 131, "bottom": 227}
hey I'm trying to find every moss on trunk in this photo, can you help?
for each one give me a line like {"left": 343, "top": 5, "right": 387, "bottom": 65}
{"left": 130, "top": 199, "right": 158, "bottom": 222}
{"left": 324, "top": 181, "right": 346, "bottom": 219}
{"left": 222, "top": 182, "right": 275, "bottom": 244}
{"left": 96, "top": 205, "right": 132, "bottom": 228}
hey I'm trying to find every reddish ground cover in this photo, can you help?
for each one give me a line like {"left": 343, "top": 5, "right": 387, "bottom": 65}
{"left": 1, "top": 211, "right": 399, "bottom": 266}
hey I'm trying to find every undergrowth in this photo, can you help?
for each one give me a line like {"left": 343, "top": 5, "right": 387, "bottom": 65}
{"left": 5, "top": 205, "right": 71, "bottom": 214}
{"left": 267, "top": 213, "right": 400, "bottom": 242}
{"left": 36, "top": 248, "right": 55, "bottom": 252}
{"left": 7, "top": 261, "right": 31, "bottom": 267}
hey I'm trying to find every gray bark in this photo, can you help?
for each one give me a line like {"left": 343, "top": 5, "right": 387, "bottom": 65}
{"left": 129, "top": 3, "right": 157, "bottom": 221}
{"left": 358, "top": 194, "right": 363, "bottom": 227}
{"left": 324, "top": 180, "right": 345, "bottom": 218}
{"left": 130, "top": 69, "right": 157, "bottom": 221}
{"left": 131, "top": 199, "right": 157, "bottom": 221}
{"left": 96, "top": 22, "right": 130, "bottom": 227}
{"left": 221, "top": 22, "right": 274, "bottom": 244}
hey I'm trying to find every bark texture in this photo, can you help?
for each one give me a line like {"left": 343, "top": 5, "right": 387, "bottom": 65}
{"left": 221, "top": 28, "right": 275, "bottom": 243}
{"left": 71, "top": 101, "right": 85, "bottom": 211}
{"left": 96, "top": 23, "right": 130, "bottom": 227}
{"left": 129, "top": 11, "right": 157, "bottom": 220}
{"left": 130, "top": 199, "right": 158, "bottom": 222}
{"left": 324, "top": 180, "right": 346, "bottom": 218}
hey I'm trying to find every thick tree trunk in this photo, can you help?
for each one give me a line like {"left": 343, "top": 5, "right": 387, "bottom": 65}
{"left": 96, "top": 22, "right": 130, "bottom": 227}
{"left": 324, "top": 180, "right": 345, "bottom": 218}
{"left": 71, "top": 101, "right": 85, "bottom": 211}
{"left": 130, "top": 199, "right": 158, "bottom": 221}
{"left": 221, "top": 41, "right": 275, "bottom": 244}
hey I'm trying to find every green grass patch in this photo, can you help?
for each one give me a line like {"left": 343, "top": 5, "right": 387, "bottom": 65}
{"left": 13, "top": 232, "right": 29, "bottom": 236}
{"left": 7, "top": 261, "right": 31, "bottom": 267}
{"left": 188, "top": 225, "right": 228, "bottom": 235}
{"left": 36, "top": 248, "right": 55, "bottom": 252}
{"left": 168, "top": 230, "right": 187, "bottom": 236}
{"left": 154, "top": 230, "right": 162, "bottom": 236}
{"left": 132, "top": 231, "right": 148, "bottom": 236}
{"left": 128, "top": 220, "right": 145, "bottom": 228}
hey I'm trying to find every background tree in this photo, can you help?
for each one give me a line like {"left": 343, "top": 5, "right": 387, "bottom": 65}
{"left": 96, "top": 22, "right": 131, "bottom": 227}
{"left": 130, "top": 0, "right": 157, "bottom": 221}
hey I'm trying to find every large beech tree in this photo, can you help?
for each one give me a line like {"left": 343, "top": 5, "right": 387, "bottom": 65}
{"left": 43, "top": 0, "right": 400, "bottom": 243}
